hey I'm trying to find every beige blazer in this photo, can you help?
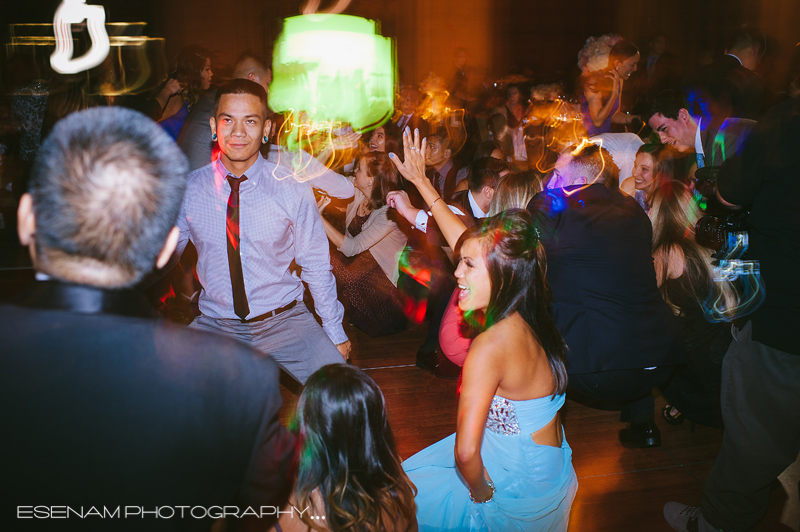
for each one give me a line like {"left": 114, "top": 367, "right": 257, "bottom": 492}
{"left": 339, "top": 186, "right": 407, "bottom": 286}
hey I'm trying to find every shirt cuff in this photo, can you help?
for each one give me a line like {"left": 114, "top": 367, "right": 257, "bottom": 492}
{"left": 414, "top": 210, "right": 429, "bottom": 232}
{"left": 323, "top": 323, "right": 349, "bottom": 345}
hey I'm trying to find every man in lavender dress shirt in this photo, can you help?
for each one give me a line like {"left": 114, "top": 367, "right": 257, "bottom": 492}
{"left": 174, "top": 79, "right": 349, "bottom": 384}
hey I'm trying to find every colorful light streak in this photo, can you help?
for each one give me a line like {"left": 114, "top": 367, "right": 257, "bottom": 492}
{"left": 50, "top": 0, "right": 110, "bottom": 74}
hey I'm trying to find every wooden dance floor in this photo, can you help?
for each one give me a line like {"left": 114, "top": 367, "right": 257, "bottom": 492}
{"left": 279, "top": 321, "right": 798, "bottom": 532}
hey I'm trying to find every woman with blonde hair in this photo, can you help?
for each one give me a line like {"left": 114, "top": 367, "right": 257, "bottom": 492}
{"left": 487, "top": 170, "right": 545, "bottom": 216}
{"left": 649, "top": 181, "right": 737, "bottom": 428}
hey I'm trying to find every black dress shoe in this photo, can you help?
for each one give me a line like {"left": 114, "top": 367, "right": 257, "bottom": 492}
{"left": 618, "top": 419, "right": 661, "bottom": 448}
{"left": 416, "top": 348, "right": 461, "bottom": 380}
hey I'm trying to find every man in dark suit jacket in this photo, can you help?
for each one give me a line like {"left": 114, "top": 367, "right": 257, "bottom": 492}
{"left": 424, "top": 132, "right": 464, "bottom": 201}
{"left": 527, "top": 143, "right": 684, "bottom": 448}
{"left": 683, "top": 27, "right": 766, "bottom": 123}
{"left": 1, "top": 107, "right": 295, "bottom": 531}
{"left": 646, "top": 90, "right": 755, "bottom": 170}
{"left": 394, "top": 87, "right": 429, "bottom": 139}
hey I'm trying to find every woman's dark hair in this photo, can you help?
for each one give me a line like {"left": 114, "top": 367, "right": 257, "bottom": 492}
{"left": 608, "top": 39, "right": 640, "bottom": 67}
{"left": 368, "top": 122, "right": 403, "bottom": 160}
{"left": 293, "top": 365, "right": 417, "bottom": 532}
{"left": 473, "top": 140, "right": 503, "bottom": 161}
{"left": 174, "top": 45, "right": 211, "bottom": 106}
{"left": 456, "top": 209, "right": 568, "bottom": 395}
{"left": 363, "top": 152, "right": 401, "bottom": 211}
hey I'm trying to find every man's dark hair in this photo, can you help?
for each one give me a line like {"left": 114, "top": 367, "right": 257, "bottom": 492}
{"left": 645, "top": 89, "right": 690, "bottom": 124}
{"left": 214, "top": 78, "right": 270, "bottom": 118}
{"left": 234, "top": 50, "right": 270, "bottom": 74}
{"left": 426, "top": 131, "right": 452, "bottom": 153}
{"left": 30, "top": 106, "right": 188, "bottom": 286}
{"left": 727, "top": 26, "right": 766, "bottom": 58}
{"left": 565, "top": 143, "right": 618, "bottom": 188}
{"left": 467, "top": 157, "right": 509, "bottom": 193}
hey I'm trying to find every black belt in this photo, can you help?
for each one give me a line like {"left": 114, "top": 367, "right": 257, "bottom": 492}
{"left": 240, "top": 300, "right": 297, "bottom": 323}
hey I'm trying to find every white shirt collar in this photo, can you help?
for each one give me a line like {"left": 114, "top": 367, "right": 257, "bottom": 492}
{"left": 468, "top": 190, "right": 488, "bottom": 218}
{"left": 694, "top": 116, "right": 704, "bottom": 156}
{"left": 726, "top": 53, "right": 744, "bottom": 66}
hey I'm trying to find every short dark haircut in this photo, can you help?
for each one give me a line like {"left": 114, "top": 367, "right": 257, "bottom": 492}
{"left": 30, "top": 107, "right": 188, "bottom": 286}
{"left": 727, "top": 26, "right": 766, "bottom": 57}
{"left": 467, "top": 157, "right": 509, "bottom": 193}
{"left": 566, "top": 142, "right": 618, "bottom": 188}
{"left": 645, "top": 89, "right": 690, "bottom": 123}
{"left": 214, "top": 78, "right": 270, "bottom": 118}
{"left": 233, "top": 50, "right": 270, "bottom": 73}
{"left": 608, "top": 39, "right": 640, "bottom": 67}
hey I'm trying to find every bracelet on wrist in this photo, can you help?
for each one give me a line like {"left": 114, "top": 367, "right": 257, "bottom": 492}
{"left": 469, "top": 479, "right": 496, "bottom": 504}
{"left": 426, "top": 197, "right": 442, "bottom": 216}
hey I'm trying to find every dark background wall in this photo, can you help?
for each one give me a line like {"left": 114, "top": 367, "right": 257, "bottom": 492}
{"left": 4, "top": 0, "right": 799, "bottom": 93}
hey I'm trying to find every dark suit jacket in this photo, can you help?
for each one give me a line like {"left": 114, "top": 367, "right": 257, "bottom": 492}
{"left": 527, "top": 184, "right": 684, "bottom": 374}
{"left": 700, "top": 116, "right": 755, "bottom": 167}
{"left": 1, "top": 281, "right": 295, "bottom": 531}
{"left": 426, "top": 160, "right": 463, "bottom": 203}
{"left": 393, "top": 113, "right": 429, "bottom": 139}
{"left": 685, "top": 54, "right": 765, "bottom": 121}
{"left": 176, "top": 90, "right": 217, "bottom": 172}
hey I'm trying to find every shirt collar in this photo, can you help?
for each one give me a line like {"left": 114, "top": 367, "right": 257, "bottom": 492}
{"left": 468, "top": 190, "right": 487, "bottom": 218}
{"left": 726, "top": 53, "right": 744, "bottom": 66}
{"left": 14, "top": 279, "right": 155, "bottom": 319}
{"left": 437, "top": 159, "right": 454, "bottom": 178}
{"left": 694, "top": 116, "right": 704, "bottom": 156}
{"left": 214, "top": 152, "right": 266, "bottom": 188}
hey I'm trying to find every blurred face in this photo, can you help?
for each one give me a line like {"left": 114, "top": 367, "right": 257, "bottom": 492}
{"left": 354, "top": 157, "right": 372, "bottom": 194}
{"left": 652, "top": 36, "right": 667, "bottom": 56}
{"left": 648, "top": 111, "right": 695, "bottom": 152}
{"left": 632, "top": 152, "right": 656, "bottom": 190}
{"left": 546, "top": 152, "right": 578, "bottom": 190}
{"left": 455, "top": 50, "right": 467, "bottom": 69}
{"left": 615, "top": 52, "right": 640, "bottom": 79}
{"left": 455, "top": 238, "right": 491, "bottom": 311}
{"left": 211, "top": 93, "right": 270, "bottom": 172}
{"left": 507, "top": 87, "right": 521, "bottom": 105}
{"left": 400, "top": 90, "right": 419, "bottom": 115}
{"left": 425, "top": 137, "right": 449, "bottom": 166}
{"left": 200, "top": 58, "right": 213, "bottom": 90}
{"left": 369, "top": 127, "right": 386, "bottom": 152}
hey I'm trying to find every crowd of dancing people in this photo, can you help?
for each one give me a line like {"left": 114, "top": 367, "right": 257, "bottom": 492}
{"left": 2, "top": 23, "right": 800, "bottom": 532}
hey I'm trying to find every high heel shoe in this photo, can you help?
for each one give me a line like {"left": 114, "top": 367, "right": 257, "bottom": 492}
{"left": 662, "top": 405, "right": 684, "bottom": 425}
{"left": 662, "top": 405, "right": 696, "bottom": 432}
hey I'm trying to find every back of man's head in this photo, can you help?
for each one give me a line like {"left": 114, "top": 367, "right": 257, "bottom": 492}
{"left": 233, "top": 50, "right": 271, "bottom": 92}
{"left": 468, "top": 157, "right": 509, "bottom": 193}
{"left": 29, "top": 107, "right": 188, "bottom": 287}
{"left": 727, "top": 26, "right": 766, "bottom": 58}
{"left": 645, "top": 89, "right": 690, "bottom": 124}
{"left": 565, "top": 142, "right": 618, "bottom": 187}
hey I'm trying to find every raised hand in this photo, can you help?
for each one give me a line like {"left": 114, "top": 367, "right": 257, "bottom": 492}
{"left": 389, "top": 127, "right": 428, "bottom": 188}
{"left": 317, "top": 194, "right": 331, "bottom": 214}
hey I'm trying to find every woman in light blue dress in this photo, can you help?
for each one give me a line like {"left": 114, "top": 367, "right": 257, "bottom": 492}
{"left": 388, "top": 130, "right": 578, "bottom": 532}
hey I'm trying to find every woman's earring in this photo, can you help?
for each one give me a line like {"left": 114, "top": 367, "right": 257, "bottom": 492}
{"left": 263, "top": 136, "right": 268, "bottom": 143}
{"left": 212, "top": 133, "right": 217, "bottom": 141}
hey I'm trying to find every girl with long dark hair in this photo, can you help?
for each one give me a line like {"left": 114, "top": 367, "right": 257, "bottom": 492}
{"left": 274, "top": 365, "right": 417, "bottom": 532}
{"left": 157, "top": 45, "right": 213, "bottom": 140}
{"left": 388, "top": 131, "right": 577, "bottom": 531}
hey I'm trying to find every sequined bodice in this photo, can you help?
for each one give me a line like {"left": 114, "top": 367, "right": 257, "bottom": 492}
{"left": 485, "top": 394, "right": 565, "bottom": 436}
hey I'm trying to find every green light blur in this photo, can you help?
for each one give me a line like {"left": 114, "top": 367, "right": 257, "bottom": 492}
{"left": 270, "top": 14, "right": 396, "bottom": 132}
